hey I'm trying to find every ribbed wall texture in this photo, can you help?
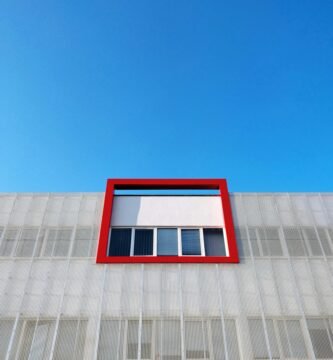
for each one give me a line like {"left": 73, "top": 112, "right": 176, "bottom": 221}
{"left": 0, "top": 193, "right": 333, "bottom": 359}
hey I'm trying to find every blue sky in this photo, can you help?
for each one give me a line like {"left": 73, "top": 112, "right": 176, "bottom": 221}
{"left": 1, "top": 0, "right": 332, "bottom": 192}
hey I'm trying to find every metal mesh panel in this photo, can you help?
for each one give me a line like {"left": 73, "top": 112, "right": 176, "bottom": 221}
{"left": 41, "top": 228, "right": 73, "bottom": 257}
{"left": 8, "top": 319, "right": 56, "bottom": 360}
{"left": 234, "top": 226, "right": 250, "bottom": 257}
{"left": 307, "top": 318, "right": 333, "bottom": 359}
{"left": 53, "top": 318, "right": 88, "bottom": 360}
{"left": 155, "top": 319, "right": 182, "bottom": 359}
{"left": 277, "top": 319, "right": 308, "bottom": 358}
{"left": 248, "top": 319, "right": 272, "bottom": 359}
{"left": 317, "top": 227, "right": 333, "bottom": 256}
{"left": 0, "top": 319, "right": 15, "bottom": 354}
{"left": 97, "top": 319, "right": 125, "bottom": 360}
{"left": 14, "top": 228, "right": 39, "bottom": 257}
{"left": 302, "top": 227, "right": 323, "bottom": 256}
{"left": 0, "top": 228, "right": 19, "bottom": 256}
{"left": 127, "top": 320, "right": 139, "bottom": 359}
{"left": 184, "top": 319, "right": 209, "bottom": 359}
{"left": 258, "top": 227, "right": 283, "bottom": 256}
{"left": 283, "top": 227, "right": 308, "bottom": 257}
{"left": 248, "top": 227, "right": 260, "bottom": 257}
{"left": 71, "top": 227, "right": 93, "bottom": 257}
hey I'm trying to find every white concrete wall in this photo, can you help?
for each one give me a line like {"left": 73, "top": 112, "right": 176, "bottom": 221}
{"left": 111, "top": 196, "right": 224, "bottom": 226}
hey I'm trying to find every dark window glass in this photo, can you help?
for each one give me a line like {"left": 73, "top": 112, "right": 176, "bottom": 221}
{"left": 157, "top": 228, "right": 178, "bottom": 256}
{"left": 108, "top": 228, "right": 131, "bottom": 256}
{"left": 134, "top": 229, "right": 153, "bottom": 255}
{"left": 181, "top": 229, "right": 201, "bottom": 255}
{"left": 204, "top": 228, "right": 226, "bottom": 256}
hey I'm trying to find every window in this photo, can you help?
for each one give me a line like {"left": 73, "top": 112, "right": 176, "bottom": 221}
{"left": 134, "top": 229, "right": 154, "bottom": 256}
{"left": 182, "top": 229, "right": 201, "bottom": 255}
{"left": 6, "top": 319, "right": 56, "bottom": 359}
{"left": 0, "top": 228, "right": 19, "bottom": 256}
{"left": 248, "top": 318, "right": 308, "bottom": 359}
{"left": 157, "top": 228, "right": 178, "bottom": 256}
{"left": 108, "top": 227, "right": 233, "bottom": 258}
{"left": 42, "top": 228, "right": 73, "bottom": 257}
{"left": 127, "top": 320, "right": 153, "bottom": 359}
{"left": 15, "top": 228, "right": 39, "bottom": 257}
{"left": 53, "top": 319, "right": 87, "bottom": 360}
{"left": 97, "top": 319, "right": 125, "bottom": 360}
{"left": 307, "top": 318, "right": 333, "bottom": 359}
{"left": 72, "top": 227, "right": 94, "bottom": 257}
{"left": 97, "top": 317, "right": 240, "bottom": 359}
{"left": 283, "top": 227, "right": 308, "bottom": 257}
{"left": 108, "top": 228, "right": 132, "bottom": 256}
{"left": 248, "top": 227, "right": 283, "bottom": 257}
{"left": 203, "top": 228, "right": 226, "bottom": 256}
{"left": 184, "top": 320, "right": 209, "bottom": 358}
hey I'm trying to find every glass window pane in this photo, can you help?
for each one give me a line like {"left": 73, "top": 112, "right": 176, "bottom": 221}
{"left": 203, "top": 228, "right": 226, "bottom": 256}
{"left": 134, "top": 229, "right": 153, "bottom": 256}
{"left": 157, "top": 229, "right": 178, "bottom": 256}
{"left": 181, "top": 229, "right": 201, "bottom": 255}
{"left": 108, "top": 228, "right": 132, "bottom": 256}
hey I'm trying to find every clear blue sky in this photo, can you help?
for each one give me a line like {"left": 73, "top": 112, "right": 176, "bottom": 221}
{"left": 1, "top": 0, "right": 332, "bottom": 192}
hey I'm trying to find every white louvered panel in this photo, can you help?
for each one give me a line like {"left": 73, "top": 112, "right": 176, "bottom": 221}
{"left": 43, "top": 196, "right": 64, "bottom": 227}
{"left": 255, "top": 260, "right": 281, "bottom": 316}
{"left": 143, "top": 265, "right": 161, "bottom": 317}
{"left": 308, "top": 195, "right": 328, "bottom": 226}
{"left": 160, "top": 265, "right": 180, "bottom": 317}
{"left": 236, "top": 263, "right": 261, "bottom": 316}
{"left": 58, "top": 196, "right": 81, "bottom": 227}
{"left": 77, "top": 195, "right": 99, "bottom": 226}
{"left": 0, "top": 195, "right": 15, "bottom": 213}
{"left": 271, "top": 259, "right": 301, "bottom": 315}
{"left": 229, "top": 195, "right": 246, "bottom": 226}
{"left": 121, "top": 265, "right": 142, "bottom": 317}
{"left": 1, "top": 260, "right": 30, "bottom": 316}
{"left": 11, "top": 196, "right": 32, "bottom": 213}
{"left": 0, "top": 260, "right": 13, "bottom": 313}
{"left": 309, "top": 259, "right": 333, "bottom": 313}
{"left": 102, "top": 266, "right": 122, "bottom": 316}
{"left": 198, "top": 266, "right": 220, "bottom": 316}
{"left": 275, "top": 195, "right": 296, "bottom": 226}
{"left": 24, "top": 196, "right": 48, "bottom": 227}
{"left": 322, "top": 194, "right": 333, "bottom": 225}
{"left": 62, "top": 261, "right": 90, "bottom": 316}
{"left": 79, "top": 263, "right": 105, "bottom": 317}
{"left": 292, "top": 259, "right": 321, "bottom": 315}
{"left": 291, "top": 195, "right": 313, "bottom": 226}
{"left": 242, "top": 195, "right": 262, "bottom": 226}
{"left": 258, "top": 195, "right": 280, "bottom": 226}
{"left": 181, "top": 265, "right": 201, "bottom": 317}
{"left": 39, "top": 260, "right": 68, "bottom": 317}
{"left": 218, "top": 266, "right": 241, "bottom": 316}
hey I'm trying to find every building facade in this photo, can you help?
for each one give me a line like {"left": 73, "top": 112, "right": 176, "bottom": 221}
{"left": 0, "top": 187, "right": 333, "bottom": 359}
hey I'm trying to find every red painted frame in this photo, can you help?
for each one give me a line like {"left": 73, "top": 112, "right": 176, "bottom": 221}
{"left": 96, "top": 179, "right": 239, "bottom": 263}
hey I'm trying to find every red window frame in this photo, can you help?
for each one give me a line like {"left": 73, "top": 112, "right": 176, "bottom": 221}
{"left": 96, "top": 179, "right": 239, "bottom": 263}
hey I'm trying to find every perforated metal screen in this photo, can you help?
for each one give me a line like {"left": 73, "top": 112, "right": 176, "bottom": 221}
{"left": 0, "top": 192, "right": 333, "bottom": 359}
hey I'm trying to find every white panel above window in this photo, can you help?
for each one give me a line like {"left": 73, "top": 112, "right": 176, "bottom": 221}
{"left": 111, "top": 196, "right": 224, "bottom": 227}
